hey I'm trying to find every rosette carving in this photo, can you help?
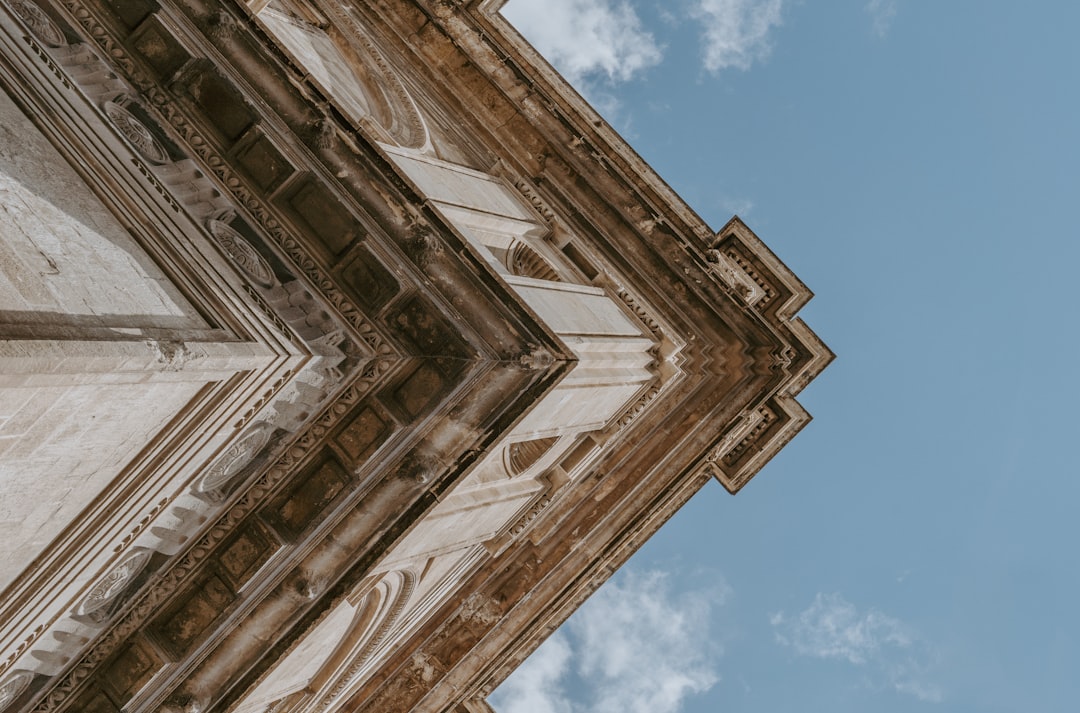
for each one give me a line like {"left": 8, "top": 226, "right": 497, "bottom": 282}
{"left": 207, "top": 219, "right": 277, "bottom": 288}
{"left": 101, "top": 100, "right": 170, "bottom": 164}
{"left": 9, "top": 0, "right": 65, "bottom": 47}
{"left": 199, "top": 422, "right": 274, "bottom": 494}
{"left": 77, "top": 549, "right": 151, "bottom": 622}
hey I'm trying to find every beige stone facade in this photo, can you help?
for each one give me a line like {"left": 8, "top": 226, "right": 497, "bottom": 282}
{"left": 0, "top": 1, "right": 831, "bottom": 711}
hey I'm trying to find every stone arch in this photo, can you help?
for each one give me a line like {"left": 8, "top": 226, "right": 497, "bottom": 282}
{"left": 255, "top": 1, "right": 429, "bottom": 150}
{"left": 232, "top": 569, "right": 416, "bottom": 713}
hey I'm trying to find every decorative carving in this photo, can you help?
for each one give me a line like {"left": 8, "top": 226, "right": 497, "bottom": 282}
{"left": 113, "top": 498, "right": 170, "bottom": 554}
{"left": 315, "top": 4, "right": 429, "bottom": 150}
{"left": 0, "top": 671, "right": 32, "bottom": 711}
{"left": 234, "top": 369, "right": 296, "bottom": 430}
{"left": 102, "top": 100, "right": 170, "bottom": 164}
{"left": 398, "top": 453, "right": 440, "bottom": 485}
{"left": 134, "top": 159, "right": 182, "bottom": 213}
{"left": 513, "top": 178, "right": 556, "bottom": 222}
{"left": 308, "top": 116, "right": 336, "bottom": 150}
{"left": 205, "top": 9, "right": 238, "bottom": 41}
{"left": 507, "top": 241, "right": 561, "bottom": 282}
{"left": 49, "top": 0, "right": 389, "bottom": 358}
{"left": 77, "top": 549, "right": 151, "bottom": 621}
{"left": 37, "top": 378, "right": 372, "bottom": 712}
{"left": 199, "top": 423, "right": 275, "bottom": 494}
{"left": 459, "top": 593, "right": 501, "bottom": 627}
{"left": 9, "top": 0, "right": 65, "bottom": 47}
{"left": 615, "top": 384, "right": 661, "bottom": 429}
{"left": 509, "top": 496, "right": 552, "bottom": 537}
{"left": 706, "top": 248, "right": 773, "bottom": 308}
{"left": 146, "top": 339, "right": 192, "bottom": 371}
{"left": 708, "top": 405, "right": 776, "bottom": 467}
{"left": 242, "top": 284, "right": 295, "bottom": 339}
{"left": 312, "top": 570, "right": 417, "bottom": 713}
{"left": 207, "top": 219, "right": 278, "bottom": 288}
{"left": 614, "top": 285, "right": 662, "bottom": 337}
{"left": 410, "top": 226, "right": 443, "bottom": 268}
{"left": 22, "top": 35, "right": 71, "bottom": 89}
{"left": 0, "top": 626, "right": 44, "bottom": 679}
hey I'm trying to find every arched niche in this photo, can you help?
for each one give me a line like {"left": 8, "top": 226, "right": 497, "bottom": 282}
{"left": 232, "top": 569, "right": 416, "bottom": 713}
{"left": 252, "top": 0, "right": 430, "bottom": 151}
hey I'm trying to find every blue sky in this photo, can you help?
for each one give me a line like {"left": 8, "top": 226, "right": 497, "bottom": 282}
{"left": 491, "top": 2, "right": 1080, "bottom": 712}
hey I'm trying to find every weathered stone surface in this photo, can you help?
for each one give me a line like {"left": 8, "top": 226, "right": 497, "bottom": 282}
{"left": 0, "top": 1, "right": 830, "bottom": 712}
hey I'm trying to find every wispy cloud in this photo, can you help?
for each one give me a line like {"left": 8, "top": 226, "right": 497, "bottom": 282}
{"left": 693, "top": 0, "right": 785, "bottom": 72}
{"left": 491, "top": 569, "right": 724, "bottom": 713}
{"left": 866, "top": 0, "right": 898, "bottom": 37}
{"left": 492, "top": 632, "right": 574, "bottom": 713}
{"left": 719, "top": 196, "right": 755, "bottom": 218}
{"left": 501, "top": 0, "right": 662, "bottom": 85}
{"left": 771, "top": 592, "right": 942, "bottom": 702}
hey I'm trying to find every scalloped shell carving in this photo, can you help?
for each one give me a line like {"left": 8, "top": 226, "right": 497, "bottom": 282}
{"left": 507, "top": 241, "right": 561, "bottom": 282}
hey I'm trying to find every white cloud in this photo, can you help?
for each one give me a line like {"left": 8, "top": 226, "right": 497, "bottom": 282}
{"left": 895, "top": 677, "right": 944, "bottom": 703}
{"left": 771, "top": 592, "right": 943, "bottom": 702}
{"left": 693, "top": 0, "right": 785, "bottom": 72}
{"left": 501, "top": 0, "right": 663, "bottom": 85}
{"left": 491, "top": 569, "right": 723, "bottom": 713}
{"left": 719, "top": 196, "right": 755, "bottom": 217}
{"left": 491, "top": 633, "right": 574, "bottom": 713}
{"left": 866, "top": 0, "right": 898, "bottom": 38}
{"left": 572, "top": 571, "right": 721, "bottom": 713}
{"left": 771, "top": 592, "right": 911, "bottom": 665}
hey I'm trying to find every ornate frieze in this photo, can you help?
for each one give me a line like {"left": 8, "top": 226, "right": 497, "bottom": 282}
{"left": 0, "top": 2, "right": 831, "bottom": 712}
{"left": 706, "top": 247, "right": 774, "bottom": 308}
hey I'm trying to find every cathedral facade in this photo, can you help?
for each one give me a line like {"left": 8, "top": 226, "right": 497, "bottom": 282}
{"left": 0, "top": 1, "right": 831, "bottom": 711}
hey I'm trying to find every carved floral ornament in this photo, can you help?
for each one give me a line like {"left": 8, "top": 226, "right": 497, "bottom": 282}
{"left": 76, "top": 548, "right": 152, "bottom": 619}
{"left": 0, "top": 671, "right": 32, "bottom": 711}
{"left": 207, "top": 219, "right": 278, "bottom": 289}
{"left": 8, "top": 0, "right": 66, "bottom": 47}
{"left": 199, "top": 421, "right": 275, "bottom": 493}
{"left": 101, "top": 100, "right": 171, "bottom": 165}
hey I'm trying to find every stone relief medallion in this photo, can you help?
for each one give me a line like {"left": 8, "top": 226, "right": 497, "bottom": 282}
{"left": 9, "top": 0, "right": 66, "bottom": 47}
{"left": 206, "top": 219, "right": 278, "bottom": 289}
{"left": 0, "top": 671, "right": 32, "bottom": 711}
{"left": 77, "top": 548, "right": 152, "bottom": 620}
{"left": 199, "top": 422, "right": 274, "bottom": 493}
{"left": 101, "top": 100, "right": 170, "bottom": 164}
